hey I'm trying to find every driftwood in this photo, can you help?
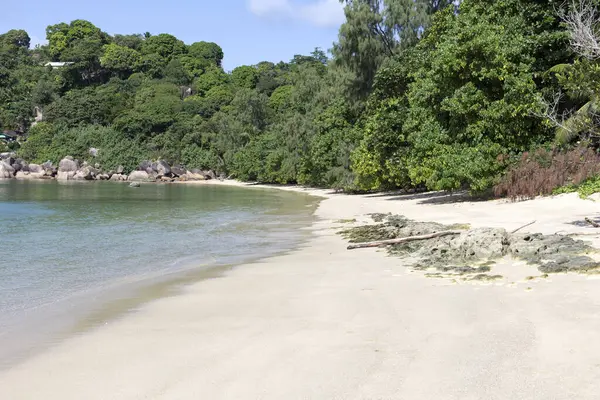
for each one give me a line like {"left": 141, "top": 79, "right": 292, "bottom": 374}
{"left": 511, "top": 220, "right": 536, "bottom": 234}
{"left": 347, "top": 230, "right": 463, "bottom": 250}
{"left": 585, "top": 217, "right": 600, "bottom": 228}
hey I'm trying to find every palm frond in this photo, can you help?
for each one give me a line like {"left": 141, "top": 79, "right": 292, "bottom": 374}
{"left": 555, "top": 100, "right": 596, "bottom": 145}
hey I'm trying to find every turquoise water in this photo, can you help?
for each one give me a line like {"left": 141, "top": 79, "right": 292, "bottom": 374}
{"left": 0, "top": 180, "right": 318, "bottom": 362}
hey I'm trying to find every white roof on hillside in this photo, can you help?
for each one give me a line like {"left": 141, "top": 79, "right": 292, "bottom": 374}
{"left": 44, "top": 62, "right": 74, "bottom": 68}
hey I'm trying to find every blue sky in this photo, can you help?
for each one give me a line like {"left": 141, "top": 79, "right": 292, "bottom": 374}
{"left": 2, "top": 0, "right": 345, "bottom": 71}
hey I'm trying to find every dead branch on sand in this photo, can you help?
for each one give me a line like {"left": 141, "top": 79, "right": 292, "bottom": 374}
{"left": 347, "top": 231, "right": 462, "bottom": 250}
{"left": 511, "top": 220, "right": 537, "bottom": 234}
{"left": 585, "top": 217, "right": 600, "bottom": 228}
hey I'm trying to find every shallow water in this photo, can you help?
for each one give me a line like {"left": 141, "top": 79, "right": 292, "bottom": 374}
{"left": 0, "top": 180, "right": 318, "bottom": 364}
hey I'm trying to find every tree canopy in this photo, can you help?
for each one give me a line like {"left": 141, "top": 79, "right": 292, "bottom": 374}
{"left": 2, "top": 1, "right": 598, "bottom": 195}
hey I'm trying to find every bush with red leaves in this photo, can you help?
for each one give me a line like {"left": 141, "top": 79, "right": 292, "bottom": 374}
{"left": 494, "top": 147, "right": 600, "bottom": 201}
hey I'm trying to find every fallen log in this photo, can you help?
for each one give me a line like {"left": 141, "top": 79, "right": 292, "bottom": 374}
{"left": 585, "top": 217, "right": 600, "bottom": 228}
{"left": 347, "top": 230, "right": 463, "bottom": 250}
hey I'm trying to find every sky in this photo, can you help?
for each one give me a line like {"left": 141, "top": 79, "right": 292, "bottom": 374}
{"left": 2, "top": 0, "right": 345, "bottom": 71}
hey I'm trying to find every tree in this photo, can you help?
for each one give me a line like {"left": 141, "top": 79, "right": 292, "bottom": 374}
{"left": 401, "top": 0, "right": 571, "bottom": 191}
{"left": 333, "top": 0, "right": 454, "bottom": 98}
{"left": 0, "top": 29, "right": 30, "bottom": 49}
{"left": 231, "top": 65, "right": 258, "bottom": 89}
{"left": 188, "top": 41, "right": 224, "bottom": 67}
{"left": 113, "top": 34, "right": 144, "bottom": 50}
{"left": 141, "top": 33, "right": 186, "bottom": 58}
{"left": 100, "top": 43, "right": 141, "bottom": 76}
{"left": 46, "top": 20, "right": 108, "bottom": 60}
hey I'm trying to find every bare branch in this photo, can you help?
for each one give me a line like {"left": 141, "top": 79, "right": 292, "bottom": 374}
{"left": 532, "top": 91, "right": 574, "bottom": 133}
{"left": 559, "top": 0, "right": 600, "bottom": 60}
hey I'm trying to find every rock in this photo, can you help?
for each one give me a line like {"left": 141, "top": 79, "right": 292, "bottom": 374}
{"left": 109, "top": 173, "right": 127, "bottom": 181}
{"left": 0, "top": 152, "right": 16, "bottom": 160}
{"left": 58, "top": 157, "right": 79, "bottom": 173}
{"left": 116, "top": 165, "right": 124, "bottom": 174}
{"left": 15, "top": 170, "right": 45, "bottom": 180}
{"left": 138, "top": 160, "right": 153, "bottom": 171}
{"left": 204, "top": 170, "right": 217, "bottom": 180}
{"left": 185, "top": 170, "right": 206, "bottom": 181}
{"left": 73, "top": 166, "right": 98, "bottom": 181}
{"left": 129, "top": 182, "right": 141, "bottom": 188}
{"left": 42, "top": 161, "right": 57, "bottom": 177}
{"left": 128, "top": 170, "right": 156, "bottom": 182}
{"left": 96, "top": 174, "right": 110, "bottom": 180}
{"left": 171, "top": 165, "right": 186, "bottom": 177}
{"left": 448, "top": 228, "right": 509, "bottom": 260}
{"left": 538, "top": 256, "right": 600, "bottom": 273}
{"left": 57, "top": 171, "right": 76, "bottom": 181}
{"left": 29, "top": 164, "right": 43, "bottom": 173}
{"left": 89, "top": 147, "right": 99, "bottom": 157}
{"left": 94, "top": 163, "right": 100, "bottom": 169}
{"left": 11, "top": 158, "right": 25, "bottom": 172}
{"left": 0, "top": 161, "right": 15, "bottom": 179}
{"left": 154, "top": 160, "right": 171, "bottom": 177}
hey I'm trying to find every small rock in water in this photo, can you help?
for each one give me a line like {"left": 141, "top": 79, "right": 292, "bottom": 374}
{"left": 129, "top": 182, "right": 141, "bottom": 188}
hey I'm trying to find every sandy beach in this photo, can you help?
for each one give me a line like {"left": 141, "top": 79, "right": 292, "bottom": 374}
{"left": 2, "top": 182, "right": 600, "bottom": 399}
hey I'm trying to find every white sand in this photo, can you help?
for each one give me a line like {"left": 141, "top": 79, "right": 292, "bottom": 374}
{"left": 2, "top": 184, "right": 600, "bottom": 399}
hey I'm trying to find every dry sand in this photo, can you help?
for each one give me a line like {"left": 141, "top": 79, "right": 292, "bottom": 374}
{"left": 2, "top": 183, "right": 600, "bottom": 399}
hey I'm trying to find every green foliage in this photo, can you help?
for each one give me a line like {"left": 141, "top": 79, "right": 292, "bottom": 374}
{"left": 3, "top": 4, "right": 591, "bottom": 196}
{"left": 231, "top": 65, "right": 258, "bottom": 89}
{"left": 100, "top": 43, "right": 141, "bottom": 76}
{"left": 334, "top": 0, "right": 455, "bottom": 98}
{"left": 113, "top": 34, "right": 144, "bottom": 50}
{"left": 140, "top": 33, "right": 186, "bottom": 60}
{"left": 554, "top": 175, "right": 600, "bottom": 198}
{"left": 188, "top": 42, "right": 224, "bottom": 68}
{"left": 17, "top": 122, "right": 56, "bottom": 162}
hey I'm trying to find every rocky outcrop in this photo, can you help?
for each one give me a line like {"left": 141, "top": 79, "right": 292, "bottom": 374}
{"left": 73, "top": 165, "right": 99, "bottom": 181}
{"left": 15, "top": 170, "right": 46, "bottom": 180}
{"left": 3, "top": 156, "right": 221, "bottom": 184}
{"left": 28, "top": 164, "right": 43, "bottom": 174}
{"left": 342, "top": 214, "right": 600, "bottom": 277}
{"left": 57, "top": 157, "right": 79, "bottom": 181}
{"left": 109, "top": 173, "right": 127, "bottom": 181}
{"left": 171, "top": 165, "right": 186, "bottom": 177}
{"left": 154, "top": 160, "right": 171, "bottom": 178}
{"left": 138, "top": 160, "right": 153, "bottom": 171}
{"left": 58, "top": 156, "right": 79, "bottom": 172}
{"left": 41, "top": 161, "right": 57, "bottom": 177}
{"left": 128, "top": 170, "right": 156, "bottom": 182}
{"left": 185, "top": 170, "right": 206, "bottom": 181}
{"left": 0, "top": 161, "right": 15, "bottom": 179}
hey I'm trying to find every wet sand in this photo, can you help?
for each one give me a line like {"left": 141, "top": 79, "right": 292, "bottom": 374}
{"left": 2, "top": 183, "right": 600, "bottom": 399}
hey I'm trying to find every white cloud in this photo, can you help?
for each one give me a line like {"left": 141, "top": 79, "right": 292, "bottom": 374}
{"left": 248, "top": 0, "right": 292, "bottom": 16}
{"left": 248, "top": 0, "right": 345, "bottom": 27}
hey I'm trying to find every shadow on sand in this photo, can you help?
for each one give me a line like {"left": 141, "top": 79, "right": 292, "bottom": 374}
{"left": 364, "top": 190, "right": 493, "bottom": 205}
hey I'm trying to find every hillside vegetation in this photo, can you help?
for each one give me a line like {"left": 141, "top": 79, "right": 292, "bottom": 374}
{"left": 2, "top": 0, "right": 600, "bottom": 196}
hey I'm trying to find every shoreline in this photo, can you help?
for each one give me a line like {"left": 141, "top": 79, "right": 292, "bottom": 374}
{"left": 2, "top": 183, "right": 600, "bottom": 398}
{"left": 0, "top": 180, "right": 321, "bottom": 371}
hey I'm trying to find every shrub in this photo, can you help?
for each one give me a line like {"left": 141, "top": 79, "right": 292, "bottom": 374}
{"left": 494, "top": 147, "right": 600, "bottom": 200}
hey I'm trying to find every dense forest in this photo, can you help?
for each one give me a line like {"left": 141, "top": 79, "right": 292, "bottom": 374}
{"left": 2, "top": 0, "right": 600, "bottom": 196}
